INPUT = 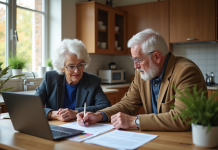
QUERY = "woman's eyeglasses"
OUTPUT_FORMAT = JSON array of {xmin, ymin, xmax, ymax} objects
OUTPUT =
[{"xmin": 65, "ymin": 62, "xmax": 86, "ymax": 72}]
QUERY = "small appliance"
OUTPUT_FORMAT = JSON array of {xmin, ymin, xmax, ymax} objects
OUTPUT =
[
  {"xmin": 206, "ymin": 72, "xmax": 215, "ymax": 86},
  {"xmin": 99, "ymin": 70, "xmax": 126, "ymax": 84},
  {"xmin": 108, "ymin": 62, "xmax": 116, "ymax": 70}
]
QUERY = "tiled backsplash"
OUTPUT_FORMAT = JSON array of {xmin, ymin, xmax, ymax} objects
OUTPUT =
[
  {"xmin": 85, "ymin": 43, "xmax": 218, "ymax": 84},
  {"xmin": 172, "ymin": 43, "xmax": 218, "ymax": 84}
]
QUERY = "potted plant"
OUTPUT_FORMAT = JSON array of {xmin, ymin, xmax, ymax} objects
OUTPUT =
[
  {"xmin": 0, "ymin": 62, "xmax": 3, "ymax": 74},
  {"xmin": 0, "ymin": 65, "xmax": 24, "ymax": 93},
  {"xmin": 46, "ymin": 59, "xmax": 53, "ymax": 71},
  {"xmin": 8, "ymin": 54, "xmax": 27, "ymax": 79},
  {"xmin": 173, "ymin": 85, "xmax": 218, "ymax": 148}
]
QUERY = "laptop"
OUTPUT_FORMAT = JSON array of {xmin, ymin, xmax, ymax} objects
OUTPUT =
[{"xmin": 1, "ymin": 91, "xmax": 83, "ymax": 140}]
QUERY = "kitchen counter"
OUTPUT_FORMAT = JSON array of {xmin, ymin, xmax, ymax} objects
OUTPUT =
[
  {"xmin": 1, "ymin": 83, "xmax": 216, "ymax": 106},
  {"xmin": 0, "ymin": 83, "xmax": 131, "ymax": 106},
  {"xmin": 207, "ymin": 85, "xmax": 218, "ymax": 90}
]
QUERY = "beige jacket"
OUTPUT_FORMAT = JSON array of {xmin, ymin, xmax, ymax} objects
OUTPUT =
[{"xmin": 100, "ymin": 52, "xmax": 207, "ymax": 131}]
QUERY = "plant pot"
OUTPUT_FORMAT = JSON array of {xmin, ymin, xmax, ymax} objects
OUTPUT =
[
  {"xmin": 12, "ymin": 69, "xmax": 22, "ymax": 79},
  {"xmin": 192, "ymin": 123, "xmax": 218, "ymax": 148},
  {"xmin": 46, "ymin": 66, "xmax": 53, "ymax": 71}
]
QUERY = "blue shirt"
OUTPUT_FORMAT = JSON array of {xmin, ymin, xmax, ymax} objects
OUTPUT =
[
  {"xmin": 150, "ymin": 53, "xmax": 170, "ymax": 114},
  {"xmin": 101, "ymin": 53, "xmax": 171, "ymax": 121},
  {"xmin": 64, "ymin": 83, "xmax": 78, "ymax": 110}
]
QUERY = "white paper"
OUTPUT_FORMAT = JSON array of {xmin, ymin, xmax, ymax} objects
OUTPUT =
[
  {"xmin": 85, "ymin": 130, "xmax": 158, "ymax": 150},
  {"xmin": 59, "ymin": 121, "xmax": 114, "ymax": 142}
]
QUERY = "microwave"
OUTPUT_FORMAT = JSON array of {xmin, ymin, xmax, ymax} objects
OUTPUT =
[{"xmin": 99, "ymin": 70, "xmax": 126, "ymax": 84}]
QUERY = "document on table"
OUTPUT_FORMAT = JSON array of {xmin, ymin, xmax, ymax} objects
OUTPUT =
[
  {"xmin": 85, "ymin": 130, "xmax": 158, "ymax": 150},
  {"xmin": 59, "ymin": 121, "xmax": 114, "ymax": 142}
]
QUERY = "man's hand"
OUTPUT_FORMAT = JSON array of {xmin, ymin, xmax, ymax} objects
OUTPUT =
[
  {"xmin": 111, "ymin": 112, "xmax": 137, "ymax": 129},
  {"xmin": 53, "ymin": 108, "xmax": 78, "ymax": 122},
  {"xmin": 76, "ymin": 112, "xmax": 103, "ymax": 126}
]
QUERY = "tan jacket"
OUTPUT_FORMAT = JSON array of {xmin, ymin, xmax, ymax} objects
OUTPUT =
[{"xmin": 101, "ymin": 53, "xmax": 207, "ymax": 131}]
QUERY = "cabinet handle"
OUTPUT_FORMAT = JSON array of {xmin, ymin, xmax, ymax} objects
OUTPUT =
[{"xmin": 187, "ymin": 38, "xmax": 196, "ymax": 41}]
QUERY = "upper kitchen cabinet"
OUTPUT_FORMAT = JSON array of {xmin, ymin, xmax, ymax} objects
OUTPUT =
[
  {"xmin": 170, "ymin": 0, "xmax": 216, "ymax": 43},
  {"xmin": 76, "ymin": 2, "xmax": 127, "ymax": 55},
  {"xmin": 118, "ymin": 1, "xmax": 169, "ymax": 55}
]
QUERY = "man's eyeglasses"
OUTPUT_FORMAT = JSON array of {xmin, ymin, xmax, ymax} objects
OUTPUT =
[
  {"xmin": 130, "ymin": 52, "xmax": 155, "ymax": 64},
  {"xmin": 65, "ymin": 62, "xmax": 86, "ymax": 72}
]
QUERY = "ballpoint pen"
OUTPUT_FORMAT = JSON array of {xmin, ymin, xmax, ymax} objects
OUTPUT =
[{"xmin": 83, "ymin": 102, "xmax": 86, "ymax": 125}]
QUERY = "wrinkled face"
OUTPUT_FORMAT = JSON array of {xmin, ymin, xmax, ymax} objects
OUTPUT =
[
  {"xmin": 62, "ymin": 54, "xmax": 85, "ymax": 85},
  {"xmin": 131, "ymin": 44, "xmax": 159, "ymax": 81}
]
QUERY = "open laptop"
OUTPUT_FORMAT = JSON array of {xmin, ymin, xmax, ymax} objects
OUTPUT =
[{"xmin": 1, "ymin": 91, "xmax": 83, "ymax": 140}]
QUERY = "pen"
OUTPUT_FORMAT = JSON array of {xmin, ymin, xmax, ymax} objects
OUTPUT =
[{"xmin": 83, "ymin": 102, "xmax": 86, "ymax": 125}]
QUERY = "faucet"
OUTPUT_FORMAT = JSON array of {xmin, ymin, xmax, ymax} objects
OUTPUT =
[{"xmin": 23, "ymin": 72, "xmax": 36, "ymax": 91}]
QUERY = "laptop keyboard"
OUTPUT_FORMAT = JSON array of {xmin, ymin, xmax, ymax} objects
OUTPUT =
[{"xmin": 51, "ymin": 130, "xmax": 72, "ymax": 138}]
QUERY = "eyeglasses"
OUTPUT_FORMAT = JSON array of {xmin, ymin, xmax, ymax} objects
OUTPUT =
[
  {"xmin": 130, "ymin": 52, "xmax": 155, "ymax": 64},
  {"xmin": 65, "ymin": 62, "xmax": 86, "ymax": 72}
]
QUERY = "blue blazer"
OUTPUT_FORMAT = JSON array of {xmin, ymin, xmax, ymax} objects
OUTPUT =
[{"xmin": 35, "ymin": 71, "xmax": 111, "ymax": 117}]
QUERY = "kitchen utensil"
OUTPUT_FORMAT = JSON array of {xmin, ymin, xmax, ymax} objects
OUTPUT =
[
  {"xmin": 115, "ymin": 41, "xmax": 118, "ymax": 48},
  {"xmin": 205, "ymin": 72, "xmax": 215, "ymax": 86},
  {"xmin": 98, "ymin": 21, "xmax": 103, "ymax": 26},
  {"xmin": 108, "ymin": 62, "xmax": 116, "ymax": 70},
  {"xmin": 99, "ymin": 25, "xmax": 106, "ymax": 30},
  {"xmin": 115, "ymin": 26, "xmax": 119, "ymax": 32},
  {"xmin": 100, "ymin": 42, "xmax": 107, "ymax": 49},
  {"xmin": 116, "ymin": 47, "xmax": 121, "ymax": 50}
]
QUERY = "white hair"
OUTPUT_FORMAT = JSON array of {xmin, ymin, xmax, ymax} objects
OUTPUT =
[
  {"xmin": 128, "ymin": 29, "xmax": 168, "ymax": 56},
  {"xmin": 52, "ymin": 39, "xmax": 91, "ymax": 74}
]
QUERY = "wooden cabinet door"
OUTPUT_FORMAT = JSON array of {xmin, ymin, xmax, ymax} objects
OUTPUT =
[
  {"xmin": 112, "ymin": 10, "xmax": 127, "ymax": 55},
  {"xmin": 208, "ymin": 90, "xmax": 218, "ymax": 101},
  {"xmin": 118, "ymin": 1, "xmax": 169, "ymax": 55},
  {"xmin": 170, "ymin": 0, "xmax": 215, "ymax": 43},
  {"xmin": 76, "ymin": 2, "xmax": 127, "ymax": 55},
  {"xmin": 106, "ymin": 93, "xmax": 119, "ymax": 105}
]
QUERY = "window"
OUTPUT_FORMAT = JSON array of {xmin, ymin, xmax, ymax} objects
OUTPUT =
[{"xmin": 0, "ymin": 0, "xmax": 47, "ymax": 75}]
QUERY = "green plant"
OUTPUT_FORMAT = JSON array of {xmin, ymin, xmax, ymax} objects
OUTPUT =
[
  {"xmin": 0, "ymin": 65, "xmax": 25, "ymax": 93},
  {"xmin": 8, "ymin": 54, "xmax": 28, "ymax": 69},
  {"xmin": 46, "ymin": 59, "xmax": 52, "ymax": 67},
  {"xmin": 172, "ymin": 85, "xmax": 218, "ymax": 132},
  {"xmin": 0, "ymin": 62, "xmax": 3, "ymax": 71}
]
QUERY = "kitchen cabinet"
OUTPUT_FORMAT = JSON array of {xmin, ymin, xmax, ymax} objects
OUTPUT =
[
  {"xmin": 76, "ymin": 1, "xmax": 127, "ymax": 55},
  {"xmin": 170, "ymin": 0, "xmax": 216, "ymax": 43},
  {"xmin": 115, "ymin": 87, "xmax": 145, "ymax": 115},
  {"xmin": 208, "ymin": 90, "xmax": 218, "ymax": 101},
  {"xmin": 118, "ymin": 1, "xmax": 169, "ymax": 54},
  {"xmin": 0, "ymin": 105, "xmax": 7, "ymax": 113},
  {"xmin": 106, "ymin": 93, "xmax": 119, "ymax": 105}
]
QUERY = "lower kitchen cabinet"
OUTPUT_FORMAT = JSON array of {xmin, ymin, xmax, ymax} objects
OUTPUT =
[
  {"xmin": 208, "ymin": 90, "xmax": 218, "ymax": 101},
  {"xmin": 106, "ymin": 93, "xmax": 119, "ymax": 105},
  {"xmin": 0, "ymin": 105, "xmax": 7, "ymax": 113}
]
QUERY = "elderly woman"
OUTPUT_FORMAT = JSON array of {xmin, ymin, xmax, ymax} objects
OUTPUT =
[{"xmin": 35, "ymin": 39, "xmax": 111, "ymax": 122}]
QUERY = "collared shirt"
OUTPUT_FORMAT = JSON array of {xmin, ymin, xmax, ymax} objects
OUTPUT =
[
  {"xmin": 101, "ymin": 52, "xmax": 171, "ymax": 121},
  {"xmin": 150, "ymin": 53, "xmax": 170, "ymax": 114},
  {"xmin": 64, "ymin": 83, "xmax": 78, "ymax": 110}
]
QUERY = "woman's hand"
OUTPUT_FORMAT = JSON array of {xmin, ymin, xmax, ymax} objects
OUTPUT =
[
  {"xmin": 54, "ymin": 108, "xmax": 78, "ymax": 122},
  {"xmin": 76, "ymin": 112, "xmax": 103, "ymax": 126}
]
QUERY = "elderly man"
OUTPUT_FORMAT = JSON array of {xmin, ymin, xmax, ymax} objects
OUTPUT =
[{"xmin": 77, "ymin": 29, "xmax": 207, "ymax": 131}]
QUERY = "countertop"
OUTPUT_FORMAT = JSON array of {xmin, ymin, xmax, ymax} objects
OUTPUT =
[
  {"xmin": 0, "ymin": 83, "xmax": 131, "ymax": 106},
  {"xmin": 1, "ymin": 83, "xmax": 217, "ymax": 106}
]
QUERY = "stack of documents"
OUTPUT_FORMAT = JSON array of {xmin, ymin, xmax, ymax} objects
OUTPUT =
[
  {"xmin": 59, "ymin": 121, "xmax": 114, "ymax": 142},
  {"xmin": 85, "ymin": 130, "xmax": 158, "ymax": 149}
]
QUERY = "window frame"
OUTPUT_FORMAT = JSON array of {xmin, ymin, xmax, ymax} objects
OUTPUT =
[{"xmin": 0, "ymin": 0, "xmax": 48, "ymax": 78}]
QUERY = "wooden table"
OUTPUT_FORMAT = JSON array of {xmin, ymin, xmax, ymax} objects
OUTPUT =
[{"xmin": 0, "ymin": 119, "xmax": 217, "ymax": 150}]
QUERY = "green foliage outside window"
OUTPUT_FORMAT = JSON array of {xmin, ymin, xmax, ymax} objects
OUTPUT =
[{"xmin": 172, "ymin": 85, "xmax": 218, "ymax": 132}]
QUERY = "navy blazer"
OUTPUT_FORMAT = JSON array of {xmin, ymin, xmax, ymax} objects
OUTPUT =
[{"xmin": 35, "ymin": 71, "xmax": 111, "ymax": 117}]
